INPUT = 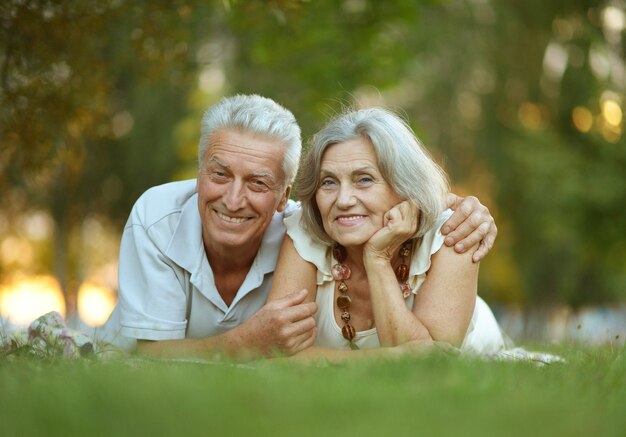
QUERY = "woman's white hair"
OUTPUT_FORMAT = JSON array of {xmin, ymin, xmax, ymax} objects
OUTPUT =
[
  {"xmin": 198, "ymin": 94, "xmax": 302, "ymax": 185},
  {"xmin": 297, "ymin": 107, "xmax": 449, "ymax": 245}
]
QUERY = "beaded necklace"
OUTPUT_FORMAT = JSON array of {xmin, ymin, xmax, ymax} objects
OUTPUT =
[{"xmin": 332, "ymin": 242, "xmax": 413, "ymax": 350}]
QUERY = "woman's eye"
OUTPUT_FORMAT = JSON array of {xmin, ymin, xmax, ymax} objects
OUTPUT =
[
  {"xmin": 320, "ymin": 178, "xmax": 336, "ymax": 187},
  {"xmin": 358, "ymin": 176, "xmax": 374, "ymax": 184}
]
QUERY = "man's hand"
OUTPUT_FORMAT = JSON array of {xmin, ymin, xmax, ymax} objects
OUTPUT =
[
  {"xmin": 442, "ymin": 193, "xmax": 497, "ymax": 263},
  {"xmin": 234, "ymin": 288, "xmax": 317, "ymax": 357}
]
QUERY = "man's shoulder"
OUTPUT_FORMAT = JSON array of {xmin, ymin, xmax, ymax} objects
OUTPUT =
[{"xmin": 130, "ymin": 179, "xmax": 197, "ymax": 229}]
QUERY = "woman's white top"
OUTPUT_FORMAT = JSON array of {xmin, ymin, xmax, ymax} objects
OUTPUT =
[{"xmin": 284, "ymin": 208, "xmax": 506, "ymax": 354}]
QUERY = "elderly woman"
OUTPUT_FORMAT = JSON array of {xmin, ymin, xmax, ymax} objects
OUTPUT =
[{"xmin": 268, "ymin": 107, "xmax": 506, "ymax": 359}]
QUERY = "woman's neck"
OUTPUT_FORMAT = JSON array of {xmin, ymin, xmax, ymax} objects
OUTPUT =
[{"xmin": 343, "ymin": 244, "xmax": 365, "ymax": 269}]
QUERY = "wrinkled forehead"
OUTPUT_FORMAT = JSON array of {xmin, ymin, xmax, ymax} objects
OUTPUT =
[
  {"xmin": 203, "ymin": 128, "xmax": 287, "ymax": 180},
  {"xmin": 320, "ymin": 137, "xmax": 379, "ymax": 165},
  {"xmin": 204, "ymin": 127, "xmax": 284, "ymax": 156}
]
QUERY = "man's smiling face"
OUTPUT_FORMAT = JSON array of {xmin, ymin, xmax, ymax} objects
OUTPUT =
[{"xmin": 196, "ymin": 128, "xmax": 291, "ymax": 257}]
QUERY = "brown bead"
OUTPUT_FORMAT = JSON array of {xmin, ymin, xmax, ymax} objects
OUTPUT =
[
  {"xmin": 395, "ymin": 264, "xmax": 409, "ymax": 282},
  {"xmin": 342, "ymin": 323, "xmax": 356, "ymax": 340},
  {"xmin": 336, "ymin": 294, "xmax": 352, "ymax": 309},
  {"xmin": 341, "ymin": 311, "xmax": 351, "ymax": 323},
  {"xmin": 332, "ymin": 245, "xmax": 346, "ymax": 263},
  {"xmin": 338, "ymin": 281, "xmax": 348, "ymax": 294}
]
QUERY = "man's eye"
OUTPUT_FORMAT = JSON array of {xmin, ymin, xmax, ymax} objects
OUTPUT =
[
  {"xmin": 209, "ymin": 170, "xmax": 228, "ymax": 182},
  {"xmin": 250, "ymin": 180, "xmax": 269, "ymax": 191}
]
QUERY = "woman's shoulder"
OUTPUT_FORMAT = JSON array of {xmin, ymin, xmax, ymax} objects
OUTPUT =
[
  {"xmin": 410, "ymin": 209, "xmax": 453, "ymax": 275},
  {"xmin": 283, "ymin": 208, "xmax": 332, "ymax": 276}
]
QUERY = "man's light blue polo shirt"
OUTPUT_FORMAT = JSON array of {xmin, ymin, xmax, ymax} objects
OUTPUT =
[{"xmin": 108, "ymin": 179, "xmax": 295, "ymax": 349}]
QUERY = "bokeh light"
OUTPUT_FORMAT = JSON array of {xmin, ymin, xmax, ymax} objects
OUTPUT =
[
  {"xmin": 77, "ymin": 282, "xmax": 116, "ymax": 327},
  {"xmin": 601, "ymin": 99, "xmax": 623, "ymax": 127},
  {"xmin": 0, "ymin": 236, "xmax": 35, "ymax": 268},
  {"xmin": 518, "ymin": 102, "xmax": 544, "ymax": 130},
  {"xmin": 0, "ymin": 275, "xmax": 65, "ymax": 326},
  {"xmin": 572, "ymin": 106, "xmax": 593, "ymax": 132}
]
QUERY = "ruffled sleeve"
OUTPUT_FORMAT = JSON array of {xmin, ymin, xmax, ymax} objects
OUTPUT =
[
  {"xmin": 283, "ymin": 208, "xmax": 333, "ymax": 286},
  {"xmin": 408, "ymin": 209, "xmax": 453, "ymax": 290}
]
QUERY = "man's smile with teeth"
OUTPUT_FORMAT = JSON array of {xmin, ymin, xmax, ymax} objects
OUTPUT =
[{"xmin": 216, "ymin": 211, "xmax": 249, "ymax": 223}]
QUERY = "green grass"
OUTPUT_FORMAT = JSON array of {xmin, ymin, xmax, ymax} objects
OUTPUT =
[{"xmin": 1, "ymin": 346, "xmax": 625, "ymax": 437}]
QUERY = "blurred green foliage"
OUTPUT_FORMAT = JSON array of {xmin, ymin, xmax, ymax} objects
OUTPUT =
[{"xmin": 1, "ymin": 0, "xmax": 624, "ymax": 311}]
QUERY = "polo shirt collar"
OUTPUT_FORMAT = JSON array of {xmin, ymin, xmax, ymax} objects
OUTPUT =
[
  {"xmin": 253, "ymin": 211, "xmax": 285, "ymax": 275},
  {"xmin": 225, "ymin": 210, "xmax": 285, "ymax": 309},
  {"xmin": 165, "ymin": 193, "xmax": 286, "ymax": 311},
  {"xmin": 165, "ymin": 192, "xmax": 204, "ymax": 275}
]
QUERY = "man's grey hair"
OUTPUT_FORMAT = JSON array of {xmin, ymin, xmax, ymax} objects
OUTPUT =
[
  {"xmin": 297, "ymin": 107, "xmax": 449, "ymax": 245},
  {"xmin": 198, "ymin": 94, "xmax": 302, "ymax": 185}
]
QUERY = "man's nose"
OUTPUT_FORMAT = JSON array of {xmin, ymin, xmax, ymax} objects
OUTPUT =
[{"xmin": 223, "ymin": 180, "xmax": 246, "ymax": 211}]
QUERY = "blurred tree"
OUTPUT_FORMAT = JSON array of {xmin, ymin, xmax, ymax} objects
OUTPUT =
[
  {"xmin": 1, "ymin": 0, "xmax": 624, "ymax": 317},
  {"xmin": 221, "ymin": 0, "xmax": 625, "ymax": 306},
  {"xmin": 0, "ymin": 0, "xmax": 210, "ymax": 318}
]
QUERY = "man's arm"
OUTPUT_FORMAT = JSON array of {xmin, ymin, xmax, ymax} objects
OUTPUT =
[
  {"xmin": 118, "ymin": 195, "xmax": 317, "ymax": 361},
  {"xmin": 442, "ymin": 193, "xmax": 498, "ymax": 263},
  {"xmin": 136, "ymin": 288, "xmax": 317, "ymax": 361}
]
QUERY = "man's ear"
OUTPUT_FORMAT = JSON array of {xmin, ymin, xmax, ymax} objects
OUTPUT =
[{"xmin": 276, "ymin": 185, "xmax": 292, "ymax": 212}]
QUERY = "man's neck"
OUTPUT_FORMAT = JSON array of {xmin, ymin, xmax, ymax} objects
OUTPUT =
[
  {"xmin": 204, "ymin": 239, "xmax": 263, "ymax": 307},
  {"xmin": 205, "ymin": 239, "xmax": 261, "ymax": 274}
]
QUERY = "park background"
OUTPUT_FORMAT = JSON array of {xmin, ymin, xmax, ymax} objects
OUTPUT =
[{"xmin": 1, "ymin": 0, "xmax": 625, "ymax": 344}]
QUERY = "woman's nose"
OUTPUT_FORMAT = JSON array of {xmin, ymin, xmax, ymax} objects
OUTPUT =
[{"xmin": 336, "ymin": 184, "xmax": 357, "ymax": 208}]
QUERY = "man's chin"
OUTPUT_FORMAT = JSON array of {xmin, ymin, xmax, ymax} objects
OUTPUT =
[{"xmin": 210, "ymin": 235, "xmax": 251, "ymax": 251}]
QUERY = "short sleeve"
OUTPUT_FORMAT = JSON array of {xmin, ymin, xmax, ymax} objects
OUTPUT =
[
  {"xmin": 118, "ymin": 213, "xmax": 188, "ymax": 341},
  {"xmin": 283, "ymin": 208, "xmax": 333, "ymax": 285},
  {"xmin": 282, "ymin": 199, "xmax": 301, "ymax": 218},
  {"xmin": 409, "ymin": 209, "xmax": 454, "ymax": 281}
]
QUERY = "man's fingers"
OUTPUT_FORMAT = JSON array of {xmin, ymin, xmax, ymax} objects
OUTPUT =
[
  {"xmin": 289, "ymin": 327, "xmax": 317, "ymax": 354},
  {"xmin": 472, "ymin": 226, "xmax": 497, "ymax": 262},
  {"xmin": 273, "ymin": 288, "xmax": 309, "ymax": 309},
  {"xmin": 450, "ymin": 221, "xmax": 490, "ymax": 252},
  {"xmin": 296, "ymin": 329, "xmax": 317, "ymax": 352},
  {"xmin": 446, "ymin": 193, "xmax": 462, "ymax": 210},
  {"xmin": 444, "ymin": 212, "xmax": 483, "ymax": 246},
  {"xmin": 286, "ymin": 314, "xmax": 316, "ymax": 336},
  {"xmin": 442, "ymin": 201, "xmax": 475, "ymax": 236},
  {"xmin": 282, "ymin": 301, "xmax": 318, "ymax": 323},
  {"xmin": 443, "ymin": 193, "xmax": 497, "ymax": 260},
  {"xmin": 472, "ymin": 243, "xmax": 489, "ymax": 263}
]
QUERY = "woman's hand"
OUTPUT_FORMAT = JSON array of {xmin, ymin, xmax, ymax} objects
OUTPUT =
[{"xmin": 364, "ymin": 200, "xmax": 420, "ymax": 263}]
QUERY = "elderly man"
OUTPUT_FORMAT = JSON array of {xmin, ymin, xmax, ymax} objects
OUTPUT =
[{"xmin": 105, "ymin": 95, "xmax": 496, "ymax": 360}]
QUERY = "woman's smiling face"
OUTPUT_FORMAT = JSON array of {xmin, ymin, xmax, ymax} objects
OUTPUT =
[{"xmin": 315, "ymin": 136, "xmax": 402, "ymax": 248}]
